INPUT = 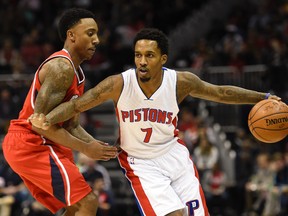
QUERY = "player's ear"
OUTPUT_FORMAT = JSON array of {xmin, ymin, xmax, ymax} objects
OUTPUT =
[
  {"xmin": 161, "ymin": 54, "xmax": 168, "ymax": 65},
  {"xmin": 67, "ymin": 30, "xmax": 75, "ymax": 42}
]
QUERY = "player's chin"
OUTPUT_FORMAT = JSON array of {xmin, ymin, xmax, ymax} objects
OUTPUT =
[
  {"xmin": 85, "ymin": 53, "xmax": 94, "ymax": 60},
  {"xmin": 87, "ymin": 50, "xmax": 96, "ymax": 57}
]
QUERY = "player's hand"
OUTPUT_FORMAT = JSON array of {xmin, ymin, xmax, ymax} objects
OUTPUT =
[
  {"xmin": 83, "ymin": 140, "xmax": 118, "ymax": 161},
  {"xmin": 28, "ymin": 113, "xmax": 51, "ymax": 130},
  {"xmin": 268, "ymin": 94, "xmax": 281, "ymax": 101}
]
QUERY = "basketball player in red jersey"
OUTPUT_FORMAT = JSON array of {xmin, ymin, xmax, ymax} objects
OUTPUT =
[
  {"xmin": 2, "ymin": 8, "xmax": 117, "ymax": 216},
  {"xmin": 29, "ymin": 28, "xmax": 281, "ymax": 216}
]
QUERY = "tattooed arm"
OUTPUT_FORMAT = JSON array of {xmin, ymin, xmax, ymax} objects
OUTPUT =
[
  {"xmin": 34, "ymin": 58, "xmax": 74, "ymax": 114},
  {"xmin": 176, "ymin": 71, "xmax": 280, "ymax": 105},
  {"xmin": 39, "ymin": 74, "xmax": 124, "ymax": 127},
  {"xmin": 30, "ymin": 58, "xmax": 118, "ymax": 159},
  {"xmin": 35, "ymin": 58, "xmax": 90, "ymax": 140},
  {"xmin": 31, "ymin": 58, "xmax": 85, "ymax": 145}
]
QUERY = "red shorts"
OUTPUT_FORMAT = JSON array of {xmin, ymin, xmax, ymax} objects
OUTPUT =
[{"xmin": 2, "ymin": 125, "xmax": 92, "ymax": 213}]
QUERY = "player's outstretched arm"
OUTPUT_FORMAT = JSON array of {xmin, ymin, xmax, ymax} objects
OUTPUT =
[
  {"xmin": 31, "ymin": 123, "xmax": 117, "ymax": 160},
  {"xmin": 30, "ymin": 74, "xmax": 123, "ymax": 129},
  {"xmin": 177, "ymin": 71, "xmax": 281, "ymax": 104}
]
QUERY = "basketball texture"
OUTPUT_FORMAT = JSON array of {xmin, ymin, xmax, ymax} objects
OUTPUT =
[{"xmin": 248, "ymin": 99, "xmax": 288, "ymax": 143}]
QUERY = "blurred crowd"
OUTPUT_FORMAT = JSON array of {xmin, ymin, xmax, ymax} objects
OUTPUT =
[
  {"xmin": 177, "ymin": 107, "xmax": 288, "ymax": 216},
  {"xmin": 174, "ymin": 0, "xmax": 288, "ymax": 101},
  {"xmin": 0, "ymin": 0, "xmax": 288, "ymax": 216}
]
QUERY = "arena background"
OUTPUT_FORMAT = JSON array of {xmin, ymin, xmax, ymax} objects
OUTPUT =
[{"xmin": 0, "ymin": 0, "xmax": 287, "ymax": 215}]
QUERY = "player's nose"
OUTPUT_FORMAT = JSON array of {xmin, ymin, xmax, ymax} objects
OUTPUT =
[
  {"xmin": 92, "ymin": 34, "xmax": 100, "ymax": 46},
  {"xmin": 140, "ymin": 56, "xmax": 147, "ymax": 65}
]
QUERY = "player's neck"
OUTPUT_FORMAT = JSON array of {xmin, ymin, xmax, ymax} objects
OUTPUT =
[
  {"xmin": 138, "ymin": 69, "xmax": 163, "ymax": 98},
  {"xmin": 63, "ymin": 47, "xmax": 81, "ymax": 69}
]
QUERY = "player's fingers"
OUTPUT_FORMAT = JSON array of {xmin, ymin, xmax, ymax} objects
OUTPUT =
[
  {"xmin": 100, "ymin": 147, "xmax": 118, "ymax": 157},
  {"xmin": 105, "ymin": 151, "xmax": 117, "ymax": 157},
  {"xmin": 100, "ymin": 158, "xmax": 110, "ymax": 161},
  {"xmin": 37, "ymin": 113, "xmax": 46, "ymax": 121},
  {"xmin": 98, "ymin": 141, "xmax": 109, "ymax": 146},
  {"xmin": 96, "ymin": 155, "xmax": 110, "ymax": 161},
  {"xmin": 41, "ymin": 122, "xmax": 50, "ymax": 130},
  {"xmin": 104, "ymin": 148, "xmax": 118, "ymax": 156},
  {"xmin": 27, "ymin": 113, "xmax": 38, "ymax": 121},
  {"xmin": 100, "ymin": 155, "xmax": 117, "ymax": 161},
  {"xmin": 269, "ymin": 95, "xmax": 281, "ymax": 101},
  {"xmin": 101, "ymin": 144, "xmax": 118, "ymax": 150},
  {"xmin": 27, "ymin": 115, "xmax": 32, "ymax": 122},
  {"xmin": 93, "ymin": 140, "xmax": 110, "ymax": 146}
]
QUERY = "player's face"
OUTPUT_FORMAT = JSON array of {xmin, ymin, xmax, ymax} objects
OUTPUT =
[
  {"xmin": 70, "ymin": 18, "xmax": 99, "ymax": 61},
  {"xmin": 134, "ymin": 40, "xmax": 167, "ymax": 83}
]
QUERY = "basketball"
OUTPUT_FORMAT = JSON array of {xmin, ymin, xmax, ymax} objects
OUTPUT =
[{"xmin": 248, "ymin": 99, "xmax": 288, "ymax": 143}]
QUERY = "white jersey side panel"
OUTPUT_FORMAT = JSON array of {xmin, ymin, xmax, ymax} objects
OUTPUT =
[{"xmin": 117, "ymin": 68, "xmax": 180, "ymax": 159}]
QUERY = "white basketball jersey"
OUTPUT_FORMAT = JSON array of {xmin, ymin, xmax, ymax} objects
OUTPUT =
[{"xmin": 116, "ymin": 68, "xmax": 180, "ymax": 159}]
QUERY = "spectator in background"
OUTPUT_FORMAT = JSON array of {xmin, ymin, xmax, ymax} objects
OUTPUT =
[
  {"xmin": 0, "ymin": 38, "xmax": 21, "ymax": 74},
  {"xmin": 269, "ymin": 151, "xmax": 288, "ymax": 215},
  {"xmin": 233, "ymin": 133, "xmax": 257, "ymax": 214},
  {"xmin": 78, "ymin": 153, "xmax": 112, "ymax": 193},
  {"xmin": 193, "ymin": 129, "xmax": 219, "ymax": 179},
  {"xmin": 21, "ymin": 196, "xmax": 53, "ymax": 216},
  {"xmin": 78, "ymin": 155, "xmax": 114, "ymax": 216},
  {"xmin": 215, "ymin": 24, "xmax": 244, "ymax": 67},
  {"xmin": 177, "ymin": 107, "xmax": 199, "ymax": 153},
  {"xmin": 92, "ymin": 173, "xmax": 113, "ymax": 216},
  {"xmin": 202, "ymin": 161, "xmax": 228, "ymax": 215},
  {"xmin": 0, "ymin": 194, "xmax": 14, "ymax": 216},
  {"xmin": 0, "ymin": 158, "xmax": 29, "ymax": 216},
  {"xmin": 244, "ymin": 152, "xmax": 273, "ymax": 215},
  {"xmin": 41, "ymin": 42, "xmax": 55, "ymax": 60},
  {"xmin": 190, "ymin": 38, "xmax": 213, "ymax": 72},
  {"xmin": 19, "ymin": 29, "xmax": 43, "ymax": 73},
  {"xmin": 243, "ymin": 151, "xmax": 288, "ymax": 216},
  {"xmin": 265, "ymin": 37, "xmax": 288, "ymax": 101},
  {"xmin": 0, "ymin": 88, "xmax": 20, "ymax": 135}
]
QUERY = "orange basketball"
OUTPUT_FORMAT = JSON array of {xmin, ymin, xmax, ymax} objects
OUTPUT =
[{"xmin": 248, "ymin": 99, "xmax": 288, "ymax": 143}]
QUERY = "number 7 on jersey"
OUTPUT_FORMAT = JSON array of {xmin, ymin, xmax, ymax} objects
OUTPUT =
[{"xmin": 141, "ymin": 128, "xmax": 152, "ymax": 143}]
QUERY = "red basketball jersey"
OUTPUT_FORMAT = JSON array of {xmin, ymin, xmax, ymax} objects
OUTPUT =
[
  {"xmin": 9, "ymin": 48, "xmax": 85, "ymax": 140},
  {"xmin": 3, "ymin": 49, "xmax": 91, "ymax": 213}
]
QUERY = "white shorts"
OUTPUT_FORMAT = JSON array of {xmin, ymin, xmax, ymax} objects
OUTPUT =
[{"xmin": 118, "ymin": 143, "xmax": 209, "ymax": 216}]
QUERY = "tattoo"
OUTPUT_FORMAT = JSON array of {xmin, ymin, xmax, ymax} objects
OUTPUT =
[
  {"xmin": 219, "ymin": 88, "xmax": 240, "ymax": 100},
  {"xmin": 76, "ymin": 76, "xmax": 114, "ymax": 112},
  {"xmin": 178, "ymin": 81, "xmax": 191, "ymax": 103},
  {"xmin": 93, "ymin": 76, "xmax": 114, "ymax": 100},
  {"xmin": 47, "ymin": 75, "xmax": 122, "ymax": 125},
  {"xmin": 176, "ymin": 71, "xmax": 264, "ymax": 104},
  {"xmin": 52, "ymin": 59, "xmax": 73, "ymax": 89},
  {"xmin": 35, "ymin": 59, "xmax": 73, "ymax": 114},
  {"xmin": 218, "ymin": 86, "xmax": 264, "ymax": 104},
  {"xmin": 177, "ymin": 72, "xmax": 196, "ymax": 103}
]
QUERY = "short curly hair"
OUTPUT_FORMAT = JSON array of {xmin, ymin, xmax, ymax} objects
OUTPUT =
[
  {"xmin": 133, "ymin": 28, "xmax": 169, "ymax": 55},
  {"xmin": 58, "ymin": 8, "xmax": 96, "ymax": 41}
]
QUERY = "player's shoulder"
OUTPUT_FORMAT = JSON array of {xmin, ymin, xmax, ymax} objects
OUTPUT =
[
  {"xmin": 176, "ymin": 70, "xmax": 200, "ymax": 83},
  {"xmin": 100, "ymin": 74, "xmax": 123, "ymax": 90},
  {"xmin": 42, "ymin": 57, "xmax": 74, "ymax": 75},
  {"xmin": 39, "ymin": 57, "xmax": 75, "ymax": 84},
  {"xmin": 47, "ymin": 57, "xmax": 73, "ymax": 70},
  {"xmin": 99, "ymin": 74, "xmax": 123, "ymax": 102},
  {"xmin": 109, "ymin": 73, "xmax": 123, "ymax": 80}
]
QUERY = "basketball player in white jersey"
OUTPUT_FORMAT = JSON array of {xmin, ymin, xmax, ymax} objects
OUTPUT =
[{"xmin": 29, "ymin": 28, "xmax": 280, "ymax": 216}]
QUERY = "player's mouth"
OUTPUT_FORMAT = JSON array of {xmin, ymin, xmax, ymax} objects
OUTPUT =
[
  {"xmin": 138, "ymin": 68, "xmax": 148, "ymax": 76},
  {"xmin": 88, "ymin": 48, "xmax": 96, "ymax": 53}
]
